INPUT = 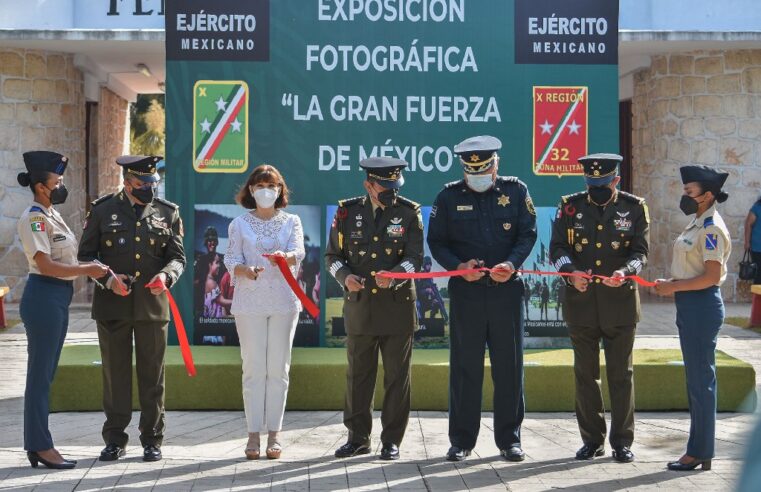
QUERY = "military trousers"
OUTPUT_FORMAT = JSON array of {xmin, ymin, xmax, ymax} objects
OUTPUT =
[
  {"xmin": 568, "ymin": 323, "xmax": 636, "ymax": 448},
  {"xmin": 675, "ymin": 286, "xmax": 724, "ymax": 459},
  {"xmin": 344, "ymin": 333, "xmax": 412, "ymax": 446},
  {"xmin": 20, "ymin": 274, "xmax": 72, "ymax": 451},
  {"xmin": 96, "ymin": 319, "xmax": 168, "ymax": 447},
  {"xmin": 448, "ymin": 279, "xmax": 525, "ymax": 450}
]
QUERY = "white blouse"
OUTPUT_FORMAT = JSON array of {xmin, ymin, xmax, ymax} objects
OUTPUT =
[{"xmin": 224, "ymin": 210, "xmax": 305, "ymax": 315}]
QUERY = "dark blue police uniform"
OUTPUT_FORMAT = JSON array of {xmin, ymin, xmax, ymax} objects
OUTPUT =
[{"xmin": 427, "ymin": 136, "xmax": 537, "ymax": 461}]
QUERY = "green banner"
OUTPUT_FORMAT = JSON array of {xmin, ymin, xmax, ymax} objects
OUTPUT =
[{"xmin": 165, "ymin": 0, "xmax": 619, "ymax": 345}]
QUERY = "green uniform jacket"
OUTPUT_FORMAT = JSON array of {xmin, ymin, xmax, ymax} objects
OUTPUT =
[
  {"xmin": 77, "ymin": 191, "xmax": 186, "ymax": 321},
  {"xmin": 325, "ymin": 195, "xmax": 424, "ymax": 335},
  {"xmin": 549, "ymin": 191, "xmax": 649, "ymax": 327}
]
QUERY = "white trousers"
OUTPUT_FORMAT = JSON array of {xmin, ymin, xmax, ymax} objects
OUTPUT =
[{"xmin": 235, "ymin": 311, "xmax": 299, "ymax": 433}]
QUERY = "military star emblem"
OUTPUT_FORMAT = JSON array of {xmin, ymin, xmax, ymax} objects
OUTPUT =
[
  {"xmin": 470, "ymin": 154, "xmax": 479, "ymax": 162},
  {"xmin": 497, "ymin": 194, "xmax": 510, "ymax": 207}
]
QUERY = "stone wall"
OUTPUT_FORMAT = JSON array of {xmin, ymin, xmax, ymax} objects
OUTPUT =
[
  {"xmin": 96, "ymin": 87, "xmax": 128, "ymax": 196},
  {"xmin": 632, "ymin": 50, "xmax": 761, "ymax": 301},
  {"xmin": 0, "ymin": 49, "xmax": 87, "ymax": 302}
]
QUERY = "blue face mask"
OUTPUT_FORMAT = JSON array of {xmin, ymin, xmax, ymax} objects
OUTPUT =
[{"xmin": 466, "ymin": 174, "xmax": 494, "ymax": 193}]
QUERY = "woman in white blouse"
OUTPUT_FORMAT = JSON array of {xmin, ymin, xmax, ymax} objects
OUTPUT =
[{"xmin": 224, "ymin": 164, "xmax": 305, "ymax": 460}]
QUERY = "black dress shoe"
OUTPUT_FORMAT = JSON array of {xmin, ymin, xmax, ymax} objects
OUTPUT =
[
  {"xmin": 612, "ymin": 446, "xmax": 635, "ymax": 463},
  {"xmin": 380, "ymin": 443, "xmax": 400, "ymax": 461},
  {"xmin": 667, "ymin": 458, "xmax": 712, "ymax": 471},
  {"xmin": 335, "ymin": 442, "xmax": 371, "ymax": 458},
  {"xmin": 445, "ymin": 446, "xmax": 471, "ymax": 462},
  {"xmin": 143, "ymin": 444, "xmax": 162, "ymax": 462},
  {"xmin": 575, "ymin": 443, "xmax": 605, "ymax": 460},
  {"xmin": 501, "ymin": 446, "xmax": 525, "ymax": 462},
  {"xmin": 27, "ymin": 451, "xmax": 76, "ymax": 469},
  {"xmin": 99, "ymin": 444, "xmax": 126, "ymax": 462}
]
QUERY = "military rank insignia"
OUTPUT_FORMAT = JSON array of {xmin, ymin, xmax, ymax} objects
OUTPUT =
[
  {"xmin": 193, "ymin": 80, "xmax": 249, "ymax": 173},
  {"xmin": 532, "ymin": 86, "xmax": 588, "ymax": 177}
]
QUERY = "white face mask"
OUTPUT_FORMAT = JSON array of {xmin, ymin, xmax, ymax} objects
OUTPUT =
[
  {"xmin": 251, "ymin": 187, "xmax": 279, "ymax": 209},
  {"xmin": 466, "ymin": 174, "xmax": 494, "ymax": 193}
]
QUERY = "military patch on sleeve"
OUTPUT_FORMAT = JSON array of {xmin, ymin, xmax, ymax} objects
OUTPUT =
[
  {"xmin": 705, "ymin": 233, "xmax": 718, "ymax": 250},
  {"xmin": 525, "ymin": 196, "xmax": 536, "ymax": 216},
  {"xmin": 30, "ymin": 216, "xmax": 45, "ymax": 232}
]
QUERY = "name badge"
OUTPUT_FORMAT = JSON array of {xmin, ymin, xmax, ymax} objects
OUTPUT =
[
  {"xmin": 52, "ymin": 234, "xmax": 67, "ymax": 242},
  {"xmin": 456, "ymin": 205, "xmax": 473, "ymax": 211}
]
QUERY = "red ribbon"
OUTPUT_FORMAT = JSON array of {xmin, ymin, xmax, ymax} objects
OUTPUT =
[
  {"xmin": 263, "ymin": 255, "xmax": 320, "ymax": 318},
  {"xmin": 378, "ymin": 267, "xmax": 657, "ymax": 287},
  {"xmin": 145, "ymin": 278, "xmax": 196, "ymax": 377}
]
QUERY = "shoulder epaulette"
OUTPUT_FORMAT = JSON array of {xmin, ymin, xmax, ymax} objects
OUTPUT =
[
  {"xmin": 704, "ymin": 216, "xmax": 715, "ymax": 228},
  {"xmin": 338, "ymin": 196, "xmax": 364, "ymax": 208},
  {"xmin": 154, "ymin": 197, "xmax": 179, "ymax": 209},
  {"xmin": 90, "ymin": 193, "xmax": 114, "ymax": 207},
  {"xmin": 396, "ymin": 196, "xmax": 420, "ymax": 210},
  {"xmin": 444, "ymin": 179, "xmax": 464, "ymax": 189},
  {"xmin": 561, "ymin": 191, "xmax": 587, "ymax": 204},
  {"xmin": 29, "ymin": 205, "xmax": 43, "ymax": 213},
  {"xmin": 618, "ymin": 191, "xmax": 646, "ymax": 205}
]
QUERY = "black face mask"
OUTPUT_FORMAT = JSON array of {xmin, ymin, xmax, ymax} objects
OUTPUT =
[
  {"xmin": 46, "ymin": 183, "xmax": 68, "ymax": 205},
  {"xmin": 377, "ymin": 188, "xmax": 398, "ymax": 207},
  {"xmin": 679, "ymin": 194, "xmax": 702, "ymax": 215},
  {"xmin": 131, "ymin": 185, "xmax": 155, "ymax": 204},
  {"xmin": 588, "ymin": 186, "xmax": 613, "ymax": 205}
]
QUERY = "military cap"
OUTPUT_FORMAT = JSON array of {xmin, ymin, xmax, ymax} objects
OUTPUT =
[
  {"xmin": 360, "ymin": 157, "xmax": 407, "ymax": 189},
  {"xmin": 204, "ymin": 226, "xmax": 219, "ymax": 242},
  {"xmin": 22, "ymin": 151, "xmax": 68, "ymax": 176},
  {"xmin": 680, "ymin": 165, "xmax": 729, "ymax": 190},
  {"xmin": 578, "ymin": 153, "xmax": 622, "ymax": 185},
  {"xmin": 453, "ymin": 135, "xmax": 502, "ymax": 174},
  {"xmin": 117, "ymin": 155, "xmax": 161, "ymax": 182}
]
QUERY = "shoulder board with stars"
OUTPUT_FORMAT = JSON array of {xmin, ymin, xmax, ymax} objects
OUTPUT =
[
  {"xmin": 396, "ymin": 196, "xmax": 420, "ymax": 210},
  {"xmin": 155, "ymin": 197, "xmax": 179, "ymax": 209},
  {"xmin": 90, "ymin": 193, "xmax": 115, "ymax": 208},
  {"xmin": 561, "ymin": 191, "xmax": 587, "ymax": 204},
  {"xmin": 444, "ymin": 179, "xmax": 465, "ymax": 189},
  {"xmin": 617, "ymin": 191, "xmax": 645, "ymax": 204},
  {"xmin": 338, "ymin": 196, "xmax": 365, "ymax": 208}
]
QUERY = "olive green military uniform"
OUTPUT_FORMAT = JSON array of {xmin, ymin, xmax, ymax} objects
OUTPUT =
[
  {"xmin": 325, "ymin": 195, "xmax": 424, "ymax": 446},
  {"xmin": 77, "ymin": 190, "xmax": 186, "ymax": 448},
  {"xmin": 549, "ymin": 190, "xmax": 649, "ymax": 449}
]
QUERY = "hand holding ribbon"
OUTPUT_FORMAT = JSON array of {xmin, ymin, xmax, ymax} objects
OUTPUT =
[
  {"xmin": 145, "ymin": 277, "xmax": 196, "ymax": 377},
  {"xmin": 263, "ymin": 254, "xmax": 320, "ymax": 318},
  {"xmin": 378, "ymin": 266, "xmax": 657, "ymax": 287}
]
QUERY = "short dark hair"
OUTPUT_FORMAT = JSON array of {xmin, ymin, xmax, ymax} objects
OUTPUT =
[{"xmin": 236, "ymin": 164, "xmax": 290, "ymax": 209}]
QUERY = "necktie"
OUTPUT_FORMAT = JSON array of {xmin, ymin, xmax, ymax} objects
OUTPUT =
[{"xmin": 374, "ymin": 207, "xmax": 383, "ymax": 227}]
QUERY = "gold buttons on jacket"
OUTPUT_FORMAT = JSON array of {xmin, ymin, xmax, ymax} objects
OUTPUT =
[
  {"xmin": 595, "ymin": 278, "xmax": 601, "ymax": 283},
  {"xmin": 597, "ymin": 225, "xmax": 603, "ymax": 230},
  {"xmin": 596, "ymin": 243, "xmax": 602, "ymax": 248},
  {"xmin": 136, "ymin": 221, "xmax": 141, "ymax": 227},
  {"xmin": 135, "ymin": 253, "xmax": 141, "ymax": 260},
  {"xmin": 373, "ymin": 236, "xmax": 379, "ymax": 242},
  {"xmin": 135, "ymin": 237, "xmax": 141, "ymax": 242},
  {"xmin": 371, "ymin": 271, "xmax": 376, "ymax": 276},
  {"xmin": 106, "ymin": 240, "xmax": 112, "ymax": 247},
  {"xmin": 135, "ymin": 271, "xmax": 141, "ymax": 277},
  {"xmin": 372, "ymin": 288, "xmax": 378, "ymax": 294},
  {"xmin": 371, "ymin": 253, "xmax": 377, "ymax": 258},
  {"xmin": 596, "ymin": 260, "xmax": 602, "ymax": 266}
]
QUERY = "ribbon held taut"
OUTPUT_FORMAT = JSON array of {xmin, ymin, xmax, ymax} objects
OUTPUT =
[
  {"xmin": 263, "ymin": 254, "xmax": 320, "ymax": 319},
  {"xmin": 145, "ymin": 278, "xmax": 196, "ymax": 377},
  {"xmin": 377, "ymin": 267, "xmax": 657, "ymax": 287}
]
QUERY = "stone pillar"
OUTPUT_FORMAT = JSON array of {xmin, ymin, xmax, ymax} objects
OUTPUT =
[
  {"xmin": 0, "ymin": 49, "xmax": 86, "ymax": 302},
  {"xmin": 632, "ymin": 50, "xmax": 761, "ymax": 301}
]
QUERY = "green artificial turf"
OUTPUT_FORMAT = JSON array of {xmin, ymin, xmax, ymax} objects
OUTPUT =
[{"xmin": 50, "ymin": 346, "xmax": 757, "ymax": 412}]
